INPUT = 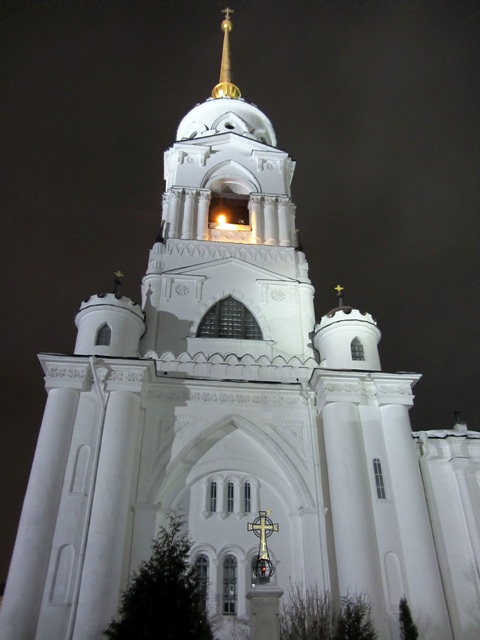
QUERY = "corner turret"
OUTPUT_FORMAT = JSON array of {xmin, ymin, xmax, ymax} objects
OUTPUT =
[
  {"xmin": 313, "ymin": 286, "xmax": 381, "ymax": 371},
  {"xmin": 74, "ymin": 291, "xmax": 146, "ymax": 358}
]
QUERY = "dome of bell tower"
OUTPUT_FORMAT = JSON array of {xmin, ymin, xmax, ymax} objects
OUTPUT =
[
  {"xmin": 176, "ymin": 97, "xmax": 277, "ymax": 146},
  {"xmin": 176, "ymin": 9, "xmax": 276, "ymax": 146}
]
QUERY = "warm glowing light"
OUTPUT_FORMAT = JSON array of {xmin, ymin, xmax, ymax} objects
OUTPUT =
[{"xmin": 217, "ymin": 214, "xmax": 227, "ymax": 224}]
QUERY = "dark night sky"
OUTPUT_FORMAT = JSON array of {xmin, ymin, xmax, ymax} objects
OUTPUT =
[{"xmin": 0, "ymin": 0, "xmax": 478, "ymax": 583}]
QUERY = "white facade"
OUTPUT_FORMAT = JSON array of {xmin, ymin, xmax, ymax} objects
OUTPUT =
[{"xmin": 1, "ymin": 28, "xmax": 479, "ymax": 640}]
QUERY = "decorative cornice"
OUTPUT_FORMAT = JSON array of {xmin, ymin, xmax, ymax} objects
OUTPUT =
[
  {"xmin": 147, "ymin": 350, "xmax": 316, "ymax": 383},
  {"xmin": 311, "ymin": 370, "xmax": 420, "ymax": 410},
  {"xmin": 165, "ymin": 239, "xmax": 295, "ymax": 265}
]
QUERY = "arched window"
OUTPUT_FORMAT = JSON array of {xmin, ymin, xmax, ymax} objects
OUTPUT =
[
  {"xmin": 95, "ymin": 323, "xmax": 111, "ymax": 346},
  {"xmin": 197, "ymin": 296, "xmax": 262, "ymax": 340},
  {"xmin": 209, "ymin": 192, "xmax": 250, "ymax": 226},
  {"xmin": 244, "ymin": 482, "xmax": 251, "ymax": 513},
  {"xmin": 227, "ymin": 482, "xmax": 234, "ymax": 513},
  {"xmin": 351, "ymin": 337, "xmax": 365, "ymax": 361},
  {"xmin": 373, "ymin": 458, "xmax": 386, "ymax": 499},
  {"xmin": 194, "ymin": 555, "xmax": 209, "ymax": 611},
  {"xmin": 209, "ymin": 481, "xmax": 217, "ymax": 512},
  {"xmin": 223, "ymin": 555, "xmax": 237, "ymax": 614}
]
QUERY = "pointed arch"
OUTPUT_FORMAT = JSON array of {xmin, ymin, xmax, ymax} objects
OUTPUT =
[
  {"xmin": 95, "ymin": 323, "xmax": 111, "ymax": 346},
  {"xmin": 197, "ymin": 296, "xmax": 262, "ymax": 340},
  {"xmin": 150, "ymin": 414, "xmax": 315, "ymax": 513},
  {"xmin": 351, "ymin": 337, "xmax": 365, "ymax": 361}
]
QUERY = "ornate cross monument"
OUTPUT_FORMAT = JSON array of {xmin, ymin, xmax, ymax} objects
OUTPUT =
[{"xmin": 248, "ymin": 509, "xmax": 279, "ymax": 583}]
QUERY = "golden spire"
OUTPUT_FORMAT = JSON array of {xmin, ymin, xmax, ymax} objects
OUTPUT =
[{"xmin": 211, "ymin": 8, "xmax": 241, "ymax": 99}]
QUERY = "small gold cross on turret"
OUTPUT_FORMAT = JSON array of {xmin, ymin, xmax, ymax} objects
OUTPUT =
[{"xmin": 222, "ymin": 7, "xmax": 234, "ymax": 20}]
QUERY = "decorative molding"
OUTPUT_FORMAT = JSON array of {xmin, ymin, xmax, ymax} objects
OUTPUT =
[
  {"xmin": 46, "ymin": 366, "xmax": 87, "ymax": 380},
  {"xmin": 175, "ymin": 284, "xmax": 190, "ymax": 296},
  {"xmin": 166, "ymin": 239, "xmax": 294, "ymax": 264},
  {"xmin": 108, "ymin": 369, "xmax": 145, "ymax": 384},
  {"xmin": 271, "ymin": 290, "xmax": 285, "ymax": 301},
  {"xmin": 265, "ymin": 419, "xmax": 306, "ymax": 459},
  {"xmin": 152, "ymin": 350, "xmax": 316, "ymax": 383},
  {"xmin": 323, "ymin": 382, "xmax": 362, "ymax": 395},
  {"xmin": 188, "ymin": 391, "xmax": 307, "ymax": 407}
]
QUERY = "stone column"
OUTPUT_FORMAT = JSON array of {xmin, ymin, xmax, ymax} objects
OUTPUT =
[
  {"xmin": 247, "ymin": 584, "xmax": 283, "ymax": 640},
  {"xmin": 0, "ymin": 387, "xmax": 79, "ymax": 640},
  {"xmin": 167, "ymin": 188, "xmax": 182, "ymax": 238},
  {"xmin": 381, "ymin": 403, "xmax": 452, "ymax": 638},
  {"xmin": 181, "ymin": 189, "xmax": 196, "ymax": 239},
  {"xmin": 277, "ymin": 197, "xmax": 291, "ymax": 246},
  {"xmin": 263, "ymin": 196, "xmax": 277, "ymax": 245},
  {"xmin": 196, "ymin": 189, "xmax": 211, "ymax": 240},
  {"xmin": 249, "ymin": 194, "xmax": 262, "ymax": 244},
  {"xmin": 322, "ymin": 402, "xmax": 385, "ymax": 611},
  {"xmin": 71, "ymin": 390, "xmax": 141, "ymax": 640}
]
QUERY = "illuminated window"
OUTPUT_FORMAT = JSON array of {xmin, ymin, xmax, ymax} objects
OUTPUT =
[
  {"xmin": 194, "ymin": 555, "xmax": 209, "ymax": 611},
  {"xmin": 208, "ymin": 193, "xmax": 250, "ymax": 226},
  {"xmin": 210, "ymin": 482, "xmax": 217, "ymax": 512},
  {"xmin": 197, "ymin": 296, "xmax": 262, "ymax": 340},
  {"xmin": 244, "ymin": 482, "xmax": 251, "ymax": 513},
  {"xmin": 351, "ymin": 338, "xmax": 365, "ymax": 361},
  {"xmin": 227, "ymin": 482, "xmax": 234, "ymax": 513},
  {"xmin": 223, "ymin": 555, "xmax": 237, "ymax": 614},
  {"xmin": 373, "ymin": 458, "xmax": 386, "ymax": 499},
  {"xmin": 95, "ymin": 323, "xmax": 111, "ymax": 346}
]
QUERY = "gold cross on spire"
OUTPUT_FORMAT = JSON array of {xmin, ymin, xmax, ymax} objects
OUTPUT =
[
  {"xmin": 248, "ymin": 510, "xmax": 279, "ymax": 560},
  {"xmin": 334, "ymin": 284, "xmax": 344, "ymax": 294},
  {"xmin": 211, "ymin": 8, "xmax": 241, "ymax": 99}
]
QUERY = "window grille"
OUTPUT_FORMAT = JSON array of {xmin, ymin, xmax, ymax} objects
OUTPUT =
[
  {"xmin": 351, "ymin": 337, "xmax": 365, "ymax": 361},
  {"xmin": 373, "ymin": 458, "xmax": 386, "ymax": 499},
  {"xmin": 223, "ymin": 555, "xmax": 237, "ymax": 614},
  {"xmin": 244, "ymin": 482, "xmax": 251, "ymax": 513},
  {"xmin": 197, "ymin": 296, "xmax": 262, "ymax": 340},
  {"xmin": 194, "ymin": 555, "xmax": 209, "ymax": 611},
  {"xmin": 210, "ymin": 481, "xmax": 217, "ymax": 512},
  {"xmin": 227, "ymin": 482, "xmax": 234, "ymax": 513},
  {"xmin": 95, "ymin": 323, "xmax": 111, "ymax": 346}
]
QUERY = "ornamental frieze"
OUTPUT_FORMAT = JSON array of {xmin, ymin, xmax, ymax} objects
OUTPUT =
[{"xmin": 46, "ymin": 366, "xmax": 87, "ymax": 380}]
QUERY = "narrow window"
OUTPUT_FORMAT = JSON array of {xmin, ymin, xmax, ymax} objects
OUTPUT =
[
  {"xmin": 227, "ymin": 482, "xmax": 234, "ymax": 513},
  {"xmin": 197, "ymin": 296, "xmax": 262, "ymax": 340},
  {"xmin": 223, "ymin": 555, "xmax": 237, "ymax": 614},
  {"xmin": 194, "ymin": 555, "xmax": 209, "ymax": 611},
  {"xmin": 351, "ymin": 337, "xmax": 365, "ymax": 361},
  {"xmin": 95, "ymin": 323, "xmax": 111, "ymax": 346},
  {"xmin": 244, "ymin": 482, "xmax": 251, "ymax": 513},
  {"xmin": 373, "ymin": 458, "xmax": 386, "ymax": 499},
  {"xmin": 210, "ymin": 481, "xmax": 217, "ymax": 512}
]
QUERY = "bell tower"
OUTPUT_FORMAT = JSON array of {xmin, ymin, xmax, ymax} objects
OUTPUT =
[{"xmin": 140, "ymin": 12, "xmax": 314, "ymax": 363}]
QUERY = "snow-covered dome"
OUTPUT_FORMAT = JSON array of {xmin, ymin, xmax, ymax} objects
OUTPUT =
[{"xmin": 176, "ymin": 97, "xmax": 277, "ymax": 146}]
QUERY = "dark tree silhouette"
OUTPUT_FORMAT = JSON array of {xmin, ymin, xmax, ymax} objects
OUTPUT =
[
  {"xmin": 399, "ymin": 597, "xmax": 419, "ymax": 640},
  {"xmin": 103, "ymin": 511, "xmax": 213, "ymax": 640}
]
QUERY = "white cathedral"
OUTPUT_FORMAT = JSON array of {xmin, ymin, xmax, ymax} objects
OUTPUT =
[{"xmin": 1, "ymin": 13, "xmax": 479, "ymax": 640}]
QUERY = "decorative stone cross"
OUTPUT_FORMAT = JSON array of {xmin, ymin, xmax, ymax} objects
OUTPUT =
[{"xmin": 248, "ymin": 509, "xmax": 279, "ymax": 561}]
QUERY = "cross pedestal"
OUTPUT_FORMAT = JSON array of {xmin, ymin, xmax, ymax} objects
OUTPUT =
[{"xmin": 246, "ymin": 583, "xmax": 283, "ymax": 640}]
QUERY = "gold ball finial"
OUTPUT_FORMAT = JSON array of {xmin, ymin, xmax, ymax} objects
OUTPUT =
[{"xmin": 222, "ymin": 19, "xmax": 233, "ymax": 32}]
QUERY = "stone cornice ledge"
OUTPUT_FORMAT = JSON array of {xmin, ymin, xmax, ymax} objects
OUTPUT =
[
  {"xmin": 39, "ymin": 354, "xmax": 156, "ymax": 393},
  {"xmin": 310, "ymin": 369, "xmax": 422, "ymax": 411}
]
